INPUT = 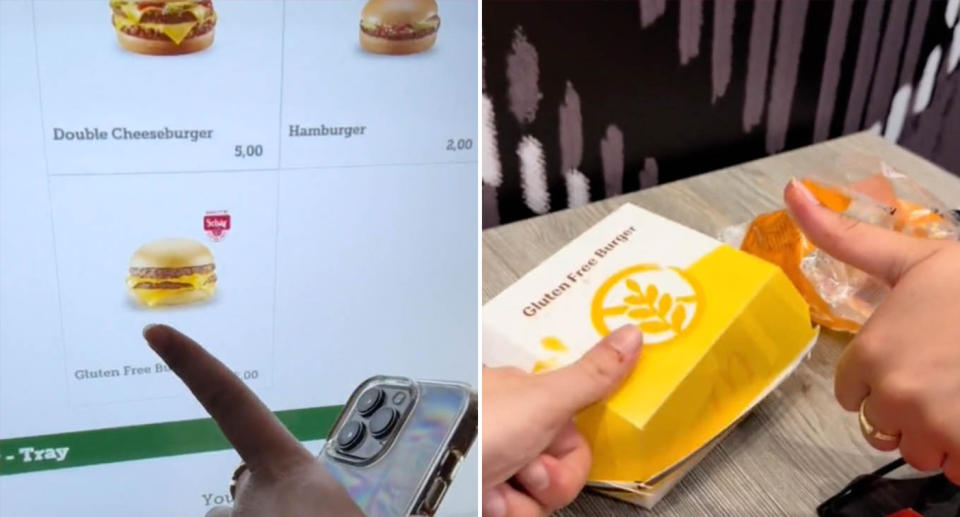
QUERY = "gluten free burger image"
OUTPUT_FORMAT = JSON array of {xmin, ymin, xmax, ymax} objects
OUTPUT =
[
  {"xmin": 360, "ymin": 0, "xmax": 440, "ymax": 55},
  {"xmin": 110, "ymin": 0, "xmax": 217, "ymax": 55},
  {"xmin": 127, "ymin": 238, "xmax": 217, "ymax": 307}
]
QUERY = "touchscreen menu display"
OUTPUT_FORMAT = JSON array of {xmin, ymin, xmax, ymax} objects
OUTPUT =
[{"xmin": 0, "ymin": 1, "xmax": 478, "ymax": 514}]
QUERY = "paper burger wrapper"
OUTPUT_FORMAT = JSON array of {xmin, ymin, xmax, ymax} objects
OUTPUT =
[
  {"xmin": 483, "ymin": 203, "xmax": 818, "ymax": 492},
  {"xmin": 586, "ymin": 425, "xmax": 733, "ymax": 509}
]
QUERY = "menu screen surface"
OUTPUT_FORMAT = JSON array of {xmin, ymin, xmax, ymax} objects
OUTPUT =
[{"xmin": 0, "ymin": 1, "xmax": 478, "ymax": 514}]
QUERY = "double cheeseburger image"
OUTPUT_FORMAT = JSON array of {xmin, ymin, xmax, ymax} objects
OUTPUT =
[
  {"xmin": 360, "ymin": 0, "xmax": 440, "ymax": 55},
  {"xmin": 127, "ymin": 238, "xmax": 217, "ymax": 307},
  {"xmin": 110, "ymin": 0, "xmax": 217, "ymax": 55}
]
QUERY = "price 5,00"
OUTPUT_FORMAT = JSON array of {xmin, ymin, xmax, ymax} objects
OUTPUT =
[{"xmin": 234, "ymin": 144, "xmax": 264, "ymax": 158}]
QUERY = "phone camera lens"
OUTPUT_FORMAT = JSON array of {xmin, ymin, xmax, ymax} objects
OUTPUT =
[
  {"xmin": 336, "ymin": 421, "xmax": 365, "ymax": 451},
  {"xmin": 369, "ymin": 407, "xmax": 399, "ymax": 438},
  {"xmin": 356, "ymin": 388, "xmax": 384, "ymax": 416}
]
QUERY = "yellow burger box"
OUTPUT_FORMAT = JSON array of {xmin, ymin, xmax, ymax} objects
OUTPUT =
[{"xmin": 482, "ymin": 203, "xmax": 818, "ymax": 506}]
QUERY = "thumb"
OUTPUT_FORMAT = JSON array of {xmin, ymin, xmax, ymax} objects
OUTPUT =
[
  {"xmin": 539, "ymin": 325, "xmax": 643, "ymax": 416},
  {"xmin": 784, "ymin": 179, "xmax": 942, "ymax": 285}
]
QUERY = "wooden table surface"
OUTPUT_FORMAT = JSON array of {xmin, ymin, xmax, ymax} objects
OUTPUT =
[{"xmin": 481, "ymin": 132, "xmax": 960, "ymax": 516}]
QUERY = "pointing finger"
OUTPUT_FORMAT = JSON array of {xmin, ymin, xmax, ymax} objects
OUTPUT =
[
  {"xmin": 784, "ymin": 179, "xmax": 941, "ymax": 285},
  {"xmin": 144, "ymin": 324, "xmax": 312, "ymax": 475}
]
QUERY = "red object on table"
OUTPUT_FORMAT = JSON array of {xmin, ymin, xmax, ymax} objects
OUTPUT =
[{"xmin": 885, "ymin": 509, "xmax": 923, "ymax": 517}]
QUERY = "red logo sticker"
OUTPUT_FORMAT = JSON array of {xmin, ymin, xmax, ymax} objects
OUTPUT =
[{"xmin": 204, "ymin": 211, "xmax": 231, "ymax": 242}]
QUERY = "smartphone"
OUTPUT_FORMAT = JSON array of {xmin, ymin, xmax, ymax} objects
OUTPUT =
[{"xmin": 319, "ymin": 376, "xmax": 478, "ymax": 517}]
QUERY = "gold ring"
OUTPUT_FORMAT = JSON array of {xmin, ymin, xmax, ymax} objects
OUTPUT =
[
  {"xmin": 859, "ymin": 399, "xmax": 900, "ymax": 442},
  {"xmin": 229, "ymin": 462, "xmax": 247, "ymax": 500}
]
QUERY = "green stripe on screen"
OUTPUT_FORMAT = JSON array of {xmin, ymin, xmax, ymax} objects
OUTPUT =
[{"xmin": 0, "ymin": 405, "xmax": 342, "ymax": 476}]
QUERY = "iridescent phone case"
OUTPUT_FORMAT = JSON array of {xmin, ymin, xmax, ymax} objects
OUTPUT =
[{"xmin": 320, "ymin": 376, "xmax": 478, "ymax": 517}]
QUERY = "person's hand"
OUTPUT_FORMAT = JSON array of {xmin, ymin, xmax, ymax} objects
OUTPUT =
[
  {"xmin": 143, "ymin": 324, "xmax": 365, "ymax": 517},
  {"xmin": 785, "ymin": 180, "xmax": 960, "ymax": 485},
  {"xmin": 482, "ymin": 325, "xmax": 643, "ymax": 516}
]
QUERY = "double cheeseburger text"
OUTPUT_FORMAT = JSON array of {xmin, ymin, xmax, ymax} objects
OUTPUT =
[{"xmin": 111, "ymin": 0, "xmax": 217, "ymax": 56}]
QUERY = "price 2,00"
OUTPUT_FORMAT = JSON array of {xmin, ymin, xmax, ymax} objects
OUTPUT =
[
  {"xmin": 446, "ymin": 138, "xmax": 473, "ymax": 151},
  {"xmin": 234, "ymin": 144, "xmax": 264, "ymax": 158}
]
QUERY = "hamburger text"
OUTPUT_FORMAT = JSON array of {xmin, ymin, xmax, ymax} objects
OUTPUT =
[
  {"xmin": 53, "ymin": 127, "xmax": 213, "ymax": 142},
  {"xmin": 288, "ymin": 124, "xmax": 367, "ymax": 139}
]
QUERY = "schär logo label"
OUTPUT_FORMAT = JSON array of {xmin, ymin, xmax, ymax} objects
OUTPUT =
[
  {"xmin": 590, "ymin": 264, "xmax": 702, "ymax": 345},
  {"xmin": 204, "ymin": 211, "xmax": 231, "ymax": 242}
]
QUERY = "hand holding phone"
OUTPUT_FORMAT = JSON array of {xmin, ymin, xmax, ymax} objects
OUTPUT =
[
  {"xmin": 144, "ymin": 324, "xmax": 366, "ymax": 517},
  {"xmin": 320, "ymin": 376, "xmax": 478, "ymax": 516}
]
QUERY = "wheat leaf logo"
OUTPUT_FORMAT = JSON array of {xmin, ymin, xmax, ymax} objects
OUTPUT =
[
  {"xmin": 541, "ymin": 336, "xmax": 568, "ymax": 352},
  {"xmin": 627, "ymin": 307, "xmax": 656, "ymax": 319},
  {"xmin": 640, "ymin": 320, "xmax": 672, "ymax": 333},
  {"xmin": 621, "ymin": 281, "xmax": 693, "ymax": 337},
  {"xmin": 671, "ymin": 304, "xmax": 686, "ymax": 333},
  {"xmin": 591, "ymin": 264, "xmax": 701, "ymax": 345},
  {"xmin": 658, "ymin": 293, "xmax": 672, "ymax": 317},
  {"xmin": 645, "ymin": 284, "xmax": 658, "ymax": 303},
  {"xmin": 603, "ymin": 305, "xmax": 628, "ymax": 316}
]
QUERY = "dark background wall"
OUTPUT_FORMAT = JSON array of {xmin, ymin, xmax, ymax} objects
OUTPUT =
[{"xmin": 482, "ymin": 0, "xmax": 960, "ymax": 228}]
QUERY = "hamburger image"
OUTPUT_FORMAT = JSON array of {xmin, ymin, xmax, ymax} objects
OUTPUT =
[
  {"xmin": 110, "ymin": 0, "xmax": 217, "ymax": 56},
  {"xmin": 126, "ymin": 238, "xmax": 217, "ymax": 307},
  {"xmin": 360, "ymin": 0, "xmax": 440, "ymax": 55}
]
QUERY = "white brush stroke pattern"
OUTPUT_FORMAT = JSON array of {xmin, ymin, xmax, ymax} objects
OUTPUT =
[
  {"xmin": 865, "ymin": 0, "xmax": 911, "ymax": 127},
  {"xmin": 564, "ymin": 169, "xmax": 590, "ymax": 208},
  {"xmin": 897, "ymin": 0, "xmax": 933, "ymax": 95},
  {"xmin": 949, "ymin": 24, "xmax": 960, "ymax": 73},
  {"xmin": 482, "ymin": 184, "xmax": 499, "ymax": 229},
  {"xmin": 600, "ymin": 125, "xmax": 625, "ymax": 197},
  {"xmin": 558, "ymin": 81, "xmax": 583, "ymax": 174},
  {"xmin": 844, "ymin": 0, "xmax": 885, "ymax": 133},
  {"xmin": 743, "ymin": 0, "xmax": 777, "ymax": 132},
  {"xmin": 482, "ymin": 38, "xmax": 486, "ymax": 91},
  {"xmin": 884, "ymin": 85, "xmax": 912, "ymax": 142},
  {"xmin": 914, "ymin": 46, "xmax": 942, "ymax": 113},
  {"xmin": 765, "ymin": 0, "xmax": 809, "ymax": 154},
  {"xmin": 813, "ymin": 0, "xmax": 854, "ymax": 142},
  {"xmin": 518, "ymin": 135, "xmax": 550, "ymax": 214},
  {"xmin": 482, "ymin": 95, "xmax": 502, "ymax": 187},
  {"xmin": 711, "ymin": 0, "xmax": 736, "ymax": 103},
  {"xmin": 640, "ymin": 0, "xmax": 666, "ymax": 28},
  {"xmin": 506, "ymin": 27, "xmax": 541, "ymax": 126},
  {"xmin": 639, "ymin": 157, "xmax": 659, "ymax": 189},
  {"xmin": 679, "ymin": 0, "xmax": 703, "ymax": 65},
  {"xmin": 947, "ymin": 0, "xmax": 959, "ymax": 28}
]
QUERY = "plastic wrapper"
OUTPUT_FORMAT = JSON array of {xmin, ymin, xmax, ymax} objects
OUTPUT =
[{"xmin": 728, "ymin": 157, "xmax": 960, "ymax": 333}]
